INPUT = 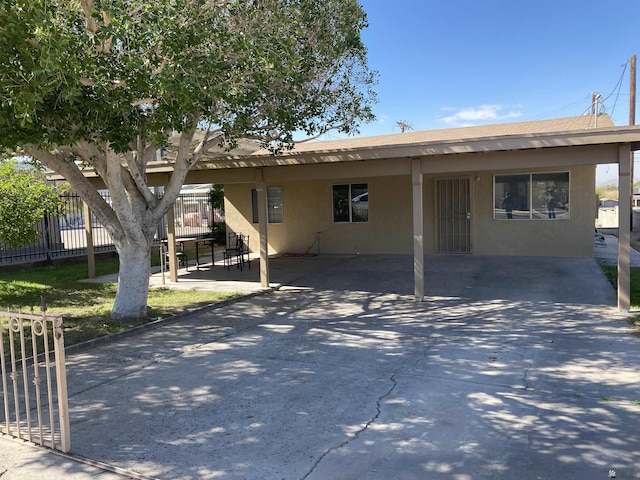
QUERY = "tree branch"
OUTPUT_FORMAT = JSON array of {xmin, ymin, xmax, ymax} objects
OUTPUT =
[
  {"xmin": 79, "ymin": 0, "xmax": 97, "ymax": 32},
  {"xmin": 103, "ymin": 147, "xmax": 148, "ymax": 246},
  {"xmin": 195, "ymin": 128, "xmax": 225, "ymax": 157},
  {"xmin": 22, "ymin": 144, "xmax": 123, "ymax": 241},
  {"xmin": 79, "ymin": 0, "xmax": 113, "ymax": 53},
  {"xmin": 153, "ymin": 123, "xmax": 198, "ymax": 220},
  {"xmin": 124, "ymin": 138, "xmax": 158, "ymax": 207}
]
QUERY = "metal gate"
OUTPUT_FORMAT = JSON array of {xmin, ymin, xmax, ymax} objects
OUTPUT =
[
  {"xmin": 0, "ymin": 309, "xmax": 70, "ymax": 452},
  {"xmin": 436, "ymin": 178, "xmax": 471, "ymax": 253}
]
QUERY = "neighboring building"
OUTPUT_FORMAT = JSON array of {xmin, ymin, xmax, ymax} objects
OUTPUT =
[{"xmin": 600, "ymin": 198, "xmax": 619, "ymax": 208}]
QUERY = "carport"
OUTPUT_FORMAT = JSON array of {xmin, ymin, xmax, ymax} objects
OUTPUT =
[
  {"xmin": 76, "ymin": 116, "xmax": 640, "ymax": 311},
  {"xmin": 170, "ymin": 116, "xmax": 640, "ymax": 311}
]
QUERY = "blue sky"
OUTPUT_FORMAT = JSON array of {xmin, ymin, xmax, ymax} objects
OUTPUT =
[{"xmin": 350, "ymin": 0, "xmax": 639, "ymax": 139}]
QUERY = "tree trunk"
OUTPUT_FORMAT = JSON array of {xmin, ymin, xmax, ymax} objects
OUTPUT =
[{"xmin": 111, "ymin": 241, "xmax": 151, "ymax": 320}]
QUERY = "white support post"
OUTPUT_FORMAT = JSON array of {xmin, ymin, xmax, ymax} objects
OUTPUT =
[
  {"xmin": 618, "ymin": 144, "xmax": 632, "ymax": 311},
  {"xmin": 412, "ymin": 159, "xmax": 425, "ymax": 301}
]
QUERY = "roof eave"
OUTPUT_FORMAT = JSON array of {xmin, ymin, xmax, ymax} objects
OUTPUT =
[{"xmin": 192, "ymin": 126, "xmax": 640, "ymax": 170}]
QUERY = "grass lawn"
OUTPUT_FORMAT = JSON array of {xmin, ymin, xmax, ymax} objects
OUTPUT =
[
  {"xmin": 0, "ymin": 257, "xmax": 241, "ymax": 349},
  {"xmin": 600, "ymin": 265, "xmax": 640, "ymax": 328}
]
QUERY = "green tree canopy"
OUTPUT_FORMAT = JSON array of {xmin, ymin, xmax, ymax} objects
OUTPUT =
[
  {"xmin": 0, "ymin": 159, "xmax": 62, "ymax": 247},
  {"xmin": 0, "ymin": 0, "xmax": 377, "ymax": 319},
  {"xmin": 209, "ymin": 184, "xmax": 224, "ymax": 213},
  {"xmin": 0, "ymin": 0, "xmax": 376, "ymax": 152}
]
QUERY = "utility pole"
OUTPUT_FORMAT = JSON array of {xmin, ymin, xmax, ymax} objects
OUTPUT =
[
  {"xmin": 631, "ymin": 55, "xmax": 636, "ymax": 126},
  {"xmin": 396, "ymin": 120, "xmax": 414, "ymax": 133},
  {"xmin": 592, "ymin": 92, "xmax": 601, "ymax": 126},
  {"xmin": 630, "ymin": 55, "xmax": 636, "ymax": 230}
]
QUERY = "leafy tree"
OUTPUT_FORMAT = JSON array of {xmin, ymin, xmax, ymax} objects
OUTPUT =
[
  {"xmin": 596, "ymin": 185, "xmax": 619, "ymax": 201},
  {"xmin": 209, "ymin": 184, "xmax": 226, "ymax": 243},
  {"xmin": 0, "ymin": 0, "xmax": 377, "ymax": 319},
  {"xmin": 0, "ymin": 159, "xmax": 62, "ymax": 247},
  {"xmin": 209, "ymin": 185, "xmax": 225, "ymax": 215}
]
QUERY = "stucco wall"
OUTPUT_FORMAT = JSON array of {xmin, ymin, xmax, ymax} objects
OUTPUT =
[
  {"xmin": 224, "ymin": 176, "xmax": 413, "ymax": 254},
  {"xmin": 224, "ymin": 164, "xmax": 597, "ymax": 257},
  {"xmin": 469, "ymin": 165, "xmax": 596, "ymax": 256}
]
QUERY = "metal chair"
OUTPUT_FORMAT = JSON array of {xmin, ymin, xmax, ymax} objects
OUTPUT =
[
  {"xmin": 223, "ymin": 233, "xmax": 250, "ymax": 271},
  {"xmin": 161, "ymin": 240, "xmax": 189, "ymax": 270}
]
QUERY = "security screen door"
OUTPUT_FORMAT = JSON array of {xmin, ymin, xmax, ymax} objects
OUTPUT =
[{"xmin": 436, "ymin": 178, "xmax": 471, "ymax": 253}]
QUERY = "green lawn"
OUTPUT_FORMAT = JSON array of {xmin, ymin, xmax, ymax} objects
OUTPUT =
[
  {"xmin": 0, "ymin": 257, "xmax": 241, "ymax": 349},
  {"xmin": 600, "ymin": 265, "xmax": 640, "ymax": 327}
]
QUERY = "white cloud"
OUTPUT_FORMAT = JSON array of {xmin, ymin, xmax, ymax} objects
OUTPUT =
[{"xmin": 440, "ymin": 104, "xmax": 522, "ymax": 127}]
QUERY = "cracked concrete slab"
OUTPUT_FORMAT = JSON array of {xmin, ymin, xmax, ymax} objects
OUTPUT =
[{"xmin": 1, "ymin": 255, "xmax": 639, "ymax": 480}]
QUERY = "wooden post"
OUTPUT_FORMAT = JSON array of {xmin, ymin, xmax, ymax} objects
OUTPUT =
[
  {"xmin": 630, "ymin": 54, "xmax": 636, "ymax": 231},
  {"xmin": 630, "ymin": 55, "xmax": 636, "ymax": 126},
  {"xmin": 256, "ymin": 169, "xmax": 270, "ymax": 288},
  {"xmin": 167, "ymin": 205, "xmax": 178, "ymax": 283},
  {"xmin": 618, "ymin": 144, "xmax": 632, "ymax": 311}
]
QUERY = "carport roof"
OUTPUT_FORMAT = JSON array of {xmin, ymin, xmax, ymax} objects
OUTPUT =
[
  {"xmin": 180, "ymin": 114, "xmax": 640, "ymax": 171},
  {"xmin": 267, "ymin": 114, "xmax": 615, "ymax": 152},
  {"xmin": 60, "ymin": 114, "xmax": 640, "ymax": 181}
]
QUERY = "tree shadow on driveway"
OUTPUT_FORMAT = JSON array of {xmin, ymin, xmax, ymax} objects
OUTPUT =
[{"xmin": 65, "ymin": 256, "xmax": 639, "ymax": 480}]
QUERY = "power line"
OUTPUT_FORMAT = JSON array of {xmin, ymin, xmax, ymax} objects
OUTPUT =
[
  {"xmin": 601, "ymin": 61, "xmax": 629, "ymax": 118},
  {"xmin": 534, "ymin": 61, "xmax": 630, "ymax": 122}
]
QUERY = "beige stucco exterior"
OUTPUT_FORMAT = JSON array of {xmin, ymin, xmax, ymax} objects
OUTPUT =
[
  {"xmin": 223, "ymin": 161, "xmax": 596, "ymax": 258},
  {"xmin": 225, "ymin": 174, "xmax": 414, "ymax": 255},
  {"xmin": 471, "ymin": 166, "xmax": 596, "ymax": 256},
  {"xmin": 219, "ymin": 141, "xmax": 615, "ymax": 259}
]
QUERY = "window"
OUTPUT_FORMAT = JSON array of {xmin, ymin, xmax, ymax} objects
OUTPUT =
[
  {"xmin": 494, "ymin": 172, "xmax": 569, "ymax": 220},
  {"xmin": 494, "ymin": 174, "xmax": 530, "ymax": 220},
  {"xmin": 531, "ymin": 172, "xmax": 569, "ymax": 219},
  {"xmin": 333, "ymin": 183, "xmax": 368, "ymax": 223},
  {"xmin": 251, "ymin": 187, "xmax": 283, "ymax": 224}
]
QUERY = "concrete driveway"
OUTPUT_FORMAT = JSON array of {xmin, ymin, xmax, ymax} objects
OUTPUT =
[{"xmin": 2, "ymin": 255, "xmax": 639, "ymax": 480}]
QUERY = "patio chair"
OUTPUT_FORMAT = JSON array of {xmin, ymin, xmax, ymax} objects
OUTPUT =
[
  {"xmin": 161, "ymin": 240, "xmax": 189, "ymax": 270},
  {"xmin": 223, "ymin": 233, "xmax": 251, "ymax": 271}
]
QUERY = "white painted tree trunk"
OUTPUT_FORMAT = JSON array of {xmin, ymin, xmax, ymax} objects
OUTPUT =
[
  {"xmin": 23, "ymin": 129, "xmax": 204, "ymax": 320},
  {"xmin": 111, "ymin": 241, "xmax": 152, "ymax": 320}
]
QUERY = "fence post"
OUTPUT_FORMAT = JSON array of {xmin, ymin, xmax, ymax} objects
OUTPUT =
[
  {"xmin": 83, "ymin": 202, "xmax": 96, "ymax": 278},
  {"xmin": 43, "ymin": 216, "xmax": 52, "ymax": 266},
  {"xmin": 52, "ymin": 316, "xmax": 70, "ymax": 452}
]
